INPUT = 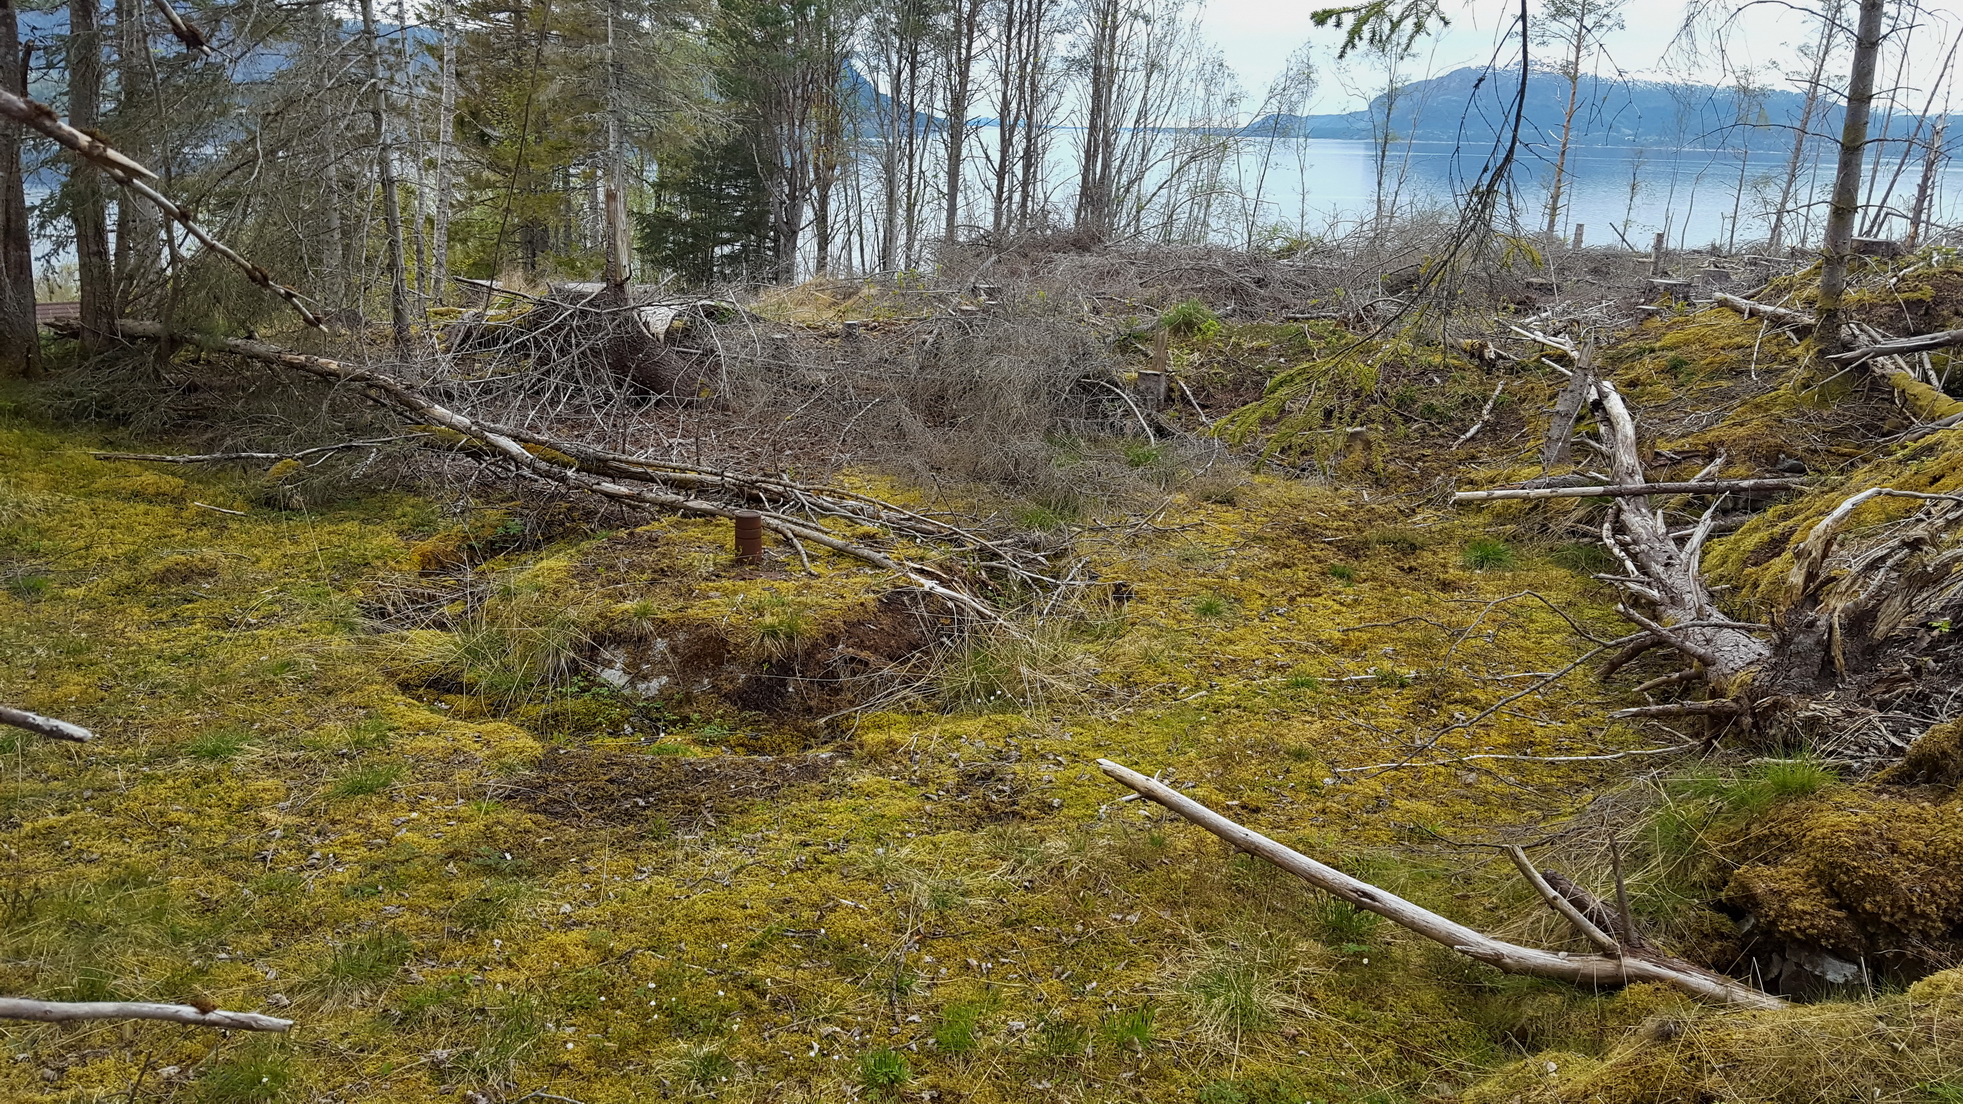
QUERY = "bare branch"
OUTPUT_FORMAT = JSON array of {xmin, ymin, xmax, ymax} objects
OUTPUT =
[
  {"xmin": 0, "ymin": 88, "xmax": 322, "ymax": 328},
  {"xmin": 0, "ymin": 998, "xmax": 290, "ymax": 1032},
  {"xmin": 1097, "ymin": 758, "xmax": 1785, "ymax": 1009},
  {"xmin": 1454, "ymin": 479, "xmax": 1803, "ymax": 503},
  {"xmin": 0, "ymin": 706, "xmax": 93, "ymax": 743}
]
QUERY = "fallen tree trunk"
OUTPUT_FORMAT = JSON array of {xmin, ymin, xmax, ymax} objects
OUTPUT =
[
  {"xmin": 1454, "ymin": 479, "xmax": 1802, "ymax": 503},
  {"xmin": 0, "ymin": 706, "xmax": 93, "ymax": 742},
  {"xmin": 0, "ymin": 997, "xmax": 291, "ymax": 1032},
  {"xmin": 80, "ymin": 319, "xmax": 1021, "ymax": 621},
  {"xmin": 1829, "ymin": 326, "xmax": 1963, "ymax": 364},
  {"xmin": 1097, "ymin": 759, "xmax": 1785, "ymax": 1009}
]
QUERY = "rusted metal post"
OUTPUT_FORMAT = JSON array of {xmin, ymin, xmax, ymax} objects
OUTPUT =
[{"xmin": 733, "ymin": 511, "xmax": 764, "ymax": 563}]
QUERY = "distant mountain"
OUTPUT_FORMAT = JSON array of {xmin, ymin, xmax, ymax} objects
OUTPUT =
[{"xmin": 1243, "ymin": 65, "xmax": 1956, "ymax": 152}]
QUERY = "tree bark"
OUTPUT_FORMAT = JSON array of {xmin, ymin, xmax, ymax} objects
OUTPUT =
[
  {"xmin": 359, "ymin": 0, "xmax": 412, "ymax": 345},
  {"xmin": 0, "ymin": 0, "xmax": 37, "ymax": 379},
  {"xmin": 1097, "ymin": 758, "xmax": 1786, "ymax": 1009},
  {"xmin": 68, "ymin": 0, "xmax": 112, "ymax": 355},
  {"xmin": 432, "ymin": 1, "xmax": 455, "ymax": 305},
  {"xmin": 1812, "ymin": 0, "xmax": 1887, "ymax": 356}
]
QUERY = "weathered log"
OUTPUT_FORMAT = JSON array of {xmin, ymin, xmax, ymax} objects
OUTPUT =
[
  {"xmin": 1828, "ymin": 326, "xmax": 1963, "ymax": 364},
  {"xmin": 1097, "ymin": 758, "xmax": 1785, "ymax": 1009},
  {"xmin": 1712, "ymin": 292, "xmax": 1816, "ymax": 328},
  {"xmin": 0, "ymin": 706, "xmax": 93, "ymax": 742},
  {"xmin": 0, "ymin": 997, "xmax": 291, "ymax": 1032},
  {"xmin": 1454, "ymin": 479, "xmax": 1802, "ymax": 503}
]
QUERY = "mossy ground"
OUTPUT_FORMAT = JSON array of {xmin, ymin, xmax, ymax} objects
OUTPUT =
[
  {"xmin": 0, "ymin": 383, "xmax": 1676, "ymax": 1103},
  {"xmin": 5, "ymin": 275, "xmax": 1963, "ymax": 1104}
]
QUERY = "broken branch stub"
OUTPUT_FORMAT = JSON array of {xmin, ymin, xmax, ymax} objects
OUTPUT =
[{"xmin": 1096, "ymin": 758, "xmax": 1785, "ymax": 1009}]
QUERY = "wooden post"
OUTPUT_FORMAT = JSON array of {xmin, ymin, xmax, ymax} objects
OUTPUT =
[
  {"xmin": 1649, "ymin": 231, "xmax": 1666, "ymax": 276},
  {"xmin": 1570, "ymin": 223, "xmax": 1584, "ymax": 250}
]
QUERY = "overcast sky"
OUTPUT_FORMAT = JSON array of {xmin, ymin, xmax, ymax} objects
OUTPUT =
[{"xmin": 1199, "ymin": 0, "xmax": 1963, "ymax": 115}]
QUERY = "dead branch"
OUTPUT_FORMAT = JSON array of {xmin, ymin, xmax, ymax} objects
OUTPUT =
[
  {"xmin": 1829, "ymin": 326, "xmax": 1963, "ymax": 364},
  {"xmin": 1097, "ymin": 758, "xmax": 1785, "ymax": 1009},
  {"xmin": 1542, "ymin": 870, "xmax": 1654, "ymax": 952},
  {"xmin": 0, "ymin": 88, "xmax": 321, "ymax": 328},
  {"xmin": 1453, "ymin": 479, "xmax": 1803, "ymax": 503},
  {"xmin": 1333, "ymin": 742, "xmax": 1695, "ymax": 773},
  {"xmin": 1786, "ymin": 487, "xmax": 1963, "ymax": 599},
  {"xmin": 1451, "ymin": 382, "xmax": 1506, "ymax": 450},
  {"xmin": 146, "ymin": 0, "xmax": 213, "ymax": 56},
  {"xmin": 0, "ymin": 706, "xmax": 94, "ymax": 742},
  {"xmin": 1505, "ymin": 845, "xmax": 1621, "ymax": 954},
  {"xmin": 1713, "ymin": 293, "xmax": 1816, "ymax": 328},
  {"xmin": 0, "ymin": 997, "xmax": 291, "ymax": 1032},
  {"xmin": 85, "ymin": 320, "xmax": 1022, "ymax": 621},
  {"xmin": 92, "ymin": 436, "xmax": 427, "ymax": 465}
]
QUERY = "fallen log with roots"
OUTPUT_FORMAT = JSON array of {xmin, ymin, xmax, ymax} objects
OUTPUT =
[
  {"xmin": 1470, "ymin": 307, "xmax": 1963, "ymax": 757},
  {"xmin": 1097, "ymin": 759, "xmax": 1786, "ymax": 1009},
  {"xmin": 0, "ymin": 998, "xmax": 291, "ymax": 1032},
  {"xmin": 70, "ymin": 319, "xmax": 1056, "ymax": 622}
]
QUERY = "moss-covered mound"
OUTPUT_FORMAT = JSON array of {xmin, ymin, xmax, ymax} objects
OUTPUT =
[{"xmin": 1465, "ymin": 970, "xmax": 1963, "ymax": 1103}]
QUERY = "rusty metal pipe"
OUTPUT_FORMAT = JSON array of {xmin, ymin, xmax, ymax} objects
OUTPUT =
[{"xmin": 733, "ymin": 510, "xmax": 764, "ymax": 563}]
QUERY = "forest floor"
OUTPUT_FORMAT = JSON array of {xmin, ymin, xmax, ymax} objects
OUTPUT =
[{"xmin": 4, "ymin": 279, "xmax": 1963, "ymax": 1103}]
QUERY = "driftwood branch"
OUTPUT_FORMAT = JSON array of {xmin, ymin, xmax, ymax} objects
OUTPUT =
[
  {"xmin": 1096, "ymin": 759, "xmax": 1784, "ymax": 1008},
  {"xmin": 0, "ymin": 997, "xmax": 291, "ymax": 1032},
  {"xmin": 0, "ymin": 88, "xmax": 321, "ymax": 328},
  {"xmin": 1454, "ymin": 479, "xmax": 1803, "ymax": 503},
  {"xmin": 0, "ymin": 706, "xmax": 94, "ymax": 742}
]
